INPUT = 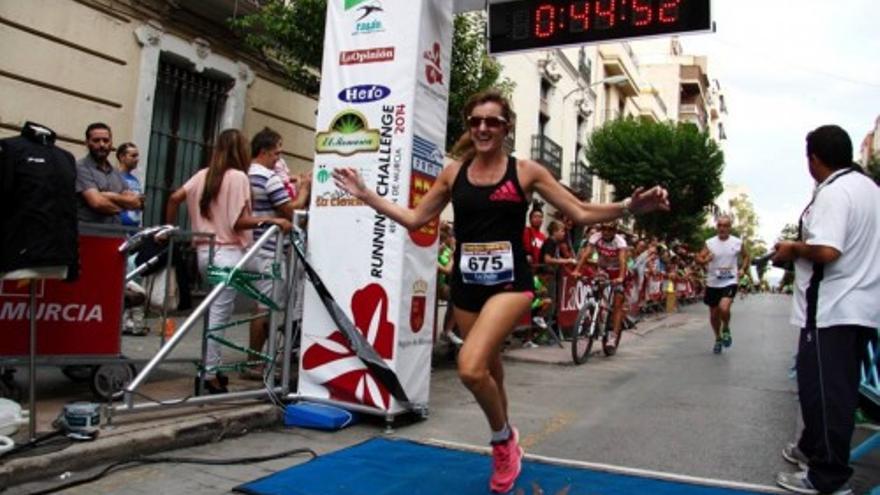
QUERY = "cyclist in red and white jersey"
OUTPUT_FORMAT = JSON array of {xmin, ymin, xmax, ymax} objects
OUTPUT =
[{"xmin": 573, "ymin": 222, "xmax": 628, "ymax": 353}]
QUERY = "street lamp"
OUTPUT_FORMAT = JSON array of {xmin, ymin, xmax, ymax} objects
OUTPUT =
[{"xmin": 562, "ymin": 74, "xmax": 628, "ymax": 101}]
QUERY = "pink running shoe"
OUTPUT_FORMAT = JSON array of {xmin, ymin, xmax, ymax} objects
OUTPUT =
[{"xmin": 489, "ymin": 426, "xmax": 523, "ymax": 493}]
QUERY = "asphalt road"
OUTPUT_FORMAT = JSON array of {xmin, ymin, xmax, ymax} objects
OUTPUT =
[{"xmin": 10, "ymin": 294, "xmax": 879, "ymax": 494}]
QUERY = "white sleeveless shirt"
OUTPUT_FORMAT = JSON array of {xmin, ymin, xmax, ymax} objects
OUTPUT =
[{"xmin": 705, "ymin": 235, "xmax": 742, "ymax": 288}]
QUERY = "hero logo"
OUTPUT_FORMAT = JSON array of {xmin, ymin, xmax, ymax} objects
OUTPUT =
[{"xmin": 338, "ymin": 85, "xmax": 390, "ymax": 104}]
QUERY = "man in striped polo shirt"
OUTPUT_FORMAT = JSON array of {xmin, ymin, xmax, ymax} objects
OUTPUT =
[{"xmin": 246, "ymin": 127, "xmax": 304, "ymax": 378}]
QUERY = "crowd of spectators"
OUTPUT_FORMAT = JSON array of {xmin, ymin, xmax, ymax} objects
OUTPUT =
[{"xmin": 435, "ymin": 203, "xmax": 762, "ymax": 349}]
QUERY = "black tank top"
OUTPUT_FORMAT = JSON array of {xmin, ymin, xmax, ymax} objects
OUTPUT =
[{"xmin": 450, "ymin": 156, "xmax": 532, "ymax": 287}]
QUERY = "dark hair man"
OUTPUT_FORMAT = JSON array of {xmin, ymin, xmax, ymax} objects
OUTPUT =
[
  {"xmin": 773, "ymin": 125, "xmax": 880, "ymax": 495},
  {"xmin": 115, "ymin": 142, "xmax": 143, "ymax": 227},
  {"xmin": 76, "ymin": 123, "xmax": 142, "ymax": 224},
  {"xmin": 245, "ymin": 127, "xmax": 309, "ymax": 379}
]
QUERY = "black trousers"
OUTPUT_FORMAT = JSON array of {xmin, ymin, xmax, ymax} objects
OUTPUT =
[{"xmin": 796, "ymin": 325, "xmax": 876, "ymax": 492}]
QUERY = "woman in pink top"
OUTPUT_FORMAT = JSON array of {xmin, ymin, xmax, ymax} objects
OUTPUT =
[{"xmin": 166, "ymin": 129, "xmax": 290, "ymax": 393}]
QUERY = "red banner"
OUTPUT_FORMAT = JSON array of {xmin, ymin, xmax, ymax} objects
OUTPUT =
[
  {"xmin": 556, "ymin": 273, "xmax": 592, "ymax": 328},
  {"xmin": 0, "ymin": 234, "xmax": 125, "ymax": 357}
]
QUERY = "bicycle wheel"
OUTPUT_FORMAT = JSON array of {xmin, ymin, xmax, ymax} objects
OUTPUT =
[{"xmin": 571, "ymin": 304, "xmax": 596, "ymax": 364}]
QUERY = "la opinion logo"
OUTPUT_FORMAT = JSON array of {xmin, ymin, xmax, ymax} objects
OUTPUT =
[
  {"xmin": 315, "ymin": 110, "xmax": 380, "ymax": 156},
  {"xmin": 345, "ymin": 0, "xmax": 384, "ymax": 36},
  {"xmin": 301, "ymin": 283, "xmax": 395, "ymax": 409}
]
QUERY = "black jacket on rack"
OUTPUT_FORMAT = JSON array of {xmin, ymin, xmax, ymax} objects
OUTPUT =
[{"xmin": 0, "ymin": 122, "xmax": 79, "ymax": 280}]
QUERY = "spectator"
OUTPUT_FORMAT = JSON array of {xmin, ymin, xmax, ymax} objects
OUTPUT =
[
  {"xmin": 115, "ymin": 142, "xmax": 143, "ymax": 228},
  {"xmin": 76, "ymin": 123, "xmax": 142, "ymax": 224},
  {"xmin": 437, "ymin": 221, "xmax": 462, "ymax": 347},
  {"xmin": 540, "ymin": 220, "xmax": 576, "ymax": 272},
  {"xmin": 165, "ymin": 129, "xmax": 288, "ymax": 394},
  {"xmin": 522, "ymin": 206, "xmax": 545, "ymax": 268},
  {"xmin": 244, "ymin": 127, "xmax": 299, "ymax": 379},
  {"xmin": 773, "ymin": 125, "xmax": 880, "ymax": 495}
]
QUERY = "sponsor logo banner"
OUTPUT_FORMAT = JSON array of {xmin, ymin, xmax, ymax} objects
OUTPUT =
[
  {"xmin": 409, "ymin": 279, "xmax": 428, "ymax": 333},
  {"xmin": 302, "ymin": 283, "xmax": 395, "ymax": 409},
  {"xmin": 346, "ymin": 0, "xmax": 385, "ymax": 35},
  {"xmin": 0, "ymin": 234, "xmax": 124, "ymax": 356},
  {"xmin": 339, "ymin": 47, "xmax": 395, "ymax": 66},
  {"xmin": 417, "ymin": 41, "xmax": 448, "ymax": 101},
  {"xmin": 408, "ymin": 135, "xmax": 443, "ymax": 247},
  {"xmin": 338, "ymin": 84, "xmax": 391, "ymax": 104},
  {"xmin": 315, "ymin": 110, "xmax": 381, "ymax": 156}
]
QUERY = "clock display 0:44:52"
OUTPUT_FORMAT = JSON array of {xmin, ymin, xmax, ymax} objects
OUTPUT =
[{"xmin": 530, "ymin": 0, "xmax": 684, "ymax": 39}]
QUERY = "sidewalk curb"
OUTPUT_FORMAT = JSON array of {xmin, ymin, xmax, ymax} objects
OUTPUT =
[{"xmin": 0, "ymin": 403, "xmax": 281, "ymax": 489}]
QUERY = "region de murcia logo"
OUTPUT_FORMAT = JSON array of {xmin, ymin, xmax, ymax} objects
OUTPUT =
[{"xmin": 410, "ymin": 279, "xmax": 428, "ymax": 333}]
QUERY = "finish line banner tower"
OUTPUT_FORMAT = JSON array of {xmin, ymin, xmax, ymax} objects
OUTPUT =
[{"xmin": 299, "ymin": 0, "xmax": 453, "ymax": 415}]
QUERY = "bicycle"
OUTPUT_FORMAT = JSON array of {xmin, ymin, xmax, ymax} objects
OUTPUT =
[{"xmin": 571, "ymin": 274, "xmax": 622, "ymax": 364}]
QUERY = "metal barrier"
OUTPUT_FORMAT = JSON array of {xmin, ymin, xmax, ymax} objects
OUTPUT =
[{"xmin": 115, "ymin": 219, "xmax": 301, "ymax": 414}]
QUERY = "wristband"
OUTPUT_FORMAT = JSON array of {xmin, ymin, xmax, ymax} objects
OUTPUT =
[{"xmin": 621, "ymin": 197, "xmax": 632, "ymax": 213}]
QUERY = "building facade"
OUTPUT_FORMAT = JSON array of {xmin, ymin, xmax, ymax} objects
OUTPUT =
[
  {"xmin": 0, "ymin": 0, "xmax": 317, "ymax": 226},
  {"xmin": 495, "ymin": 36, "xmax": 725, "ymax": 215}
]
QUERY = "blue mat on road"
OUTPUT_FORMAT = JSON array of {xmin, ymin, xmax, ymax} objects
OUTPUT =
[{"xmin": 235, "ymin": 437, "xmax": 778, "ymax": 495}]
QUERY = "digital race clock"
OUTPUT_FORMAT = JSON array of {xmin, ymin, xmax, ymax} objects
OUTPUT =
[{"xmin": 488, "ymin": 0, "xmax": 712, "ymax": 54}]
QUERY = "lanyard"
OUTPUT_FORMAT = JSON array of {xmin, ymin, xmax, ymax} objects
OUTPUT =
[{"xmin": 797, "ymin": 167, "xmax": 860, "ymax": 241}]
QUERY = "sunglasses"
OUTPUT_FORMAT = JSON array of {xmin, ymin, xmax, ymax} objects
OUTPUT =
[{"xmin": 467, "ymin": 116, "xmax": 508, "ymax": 129}]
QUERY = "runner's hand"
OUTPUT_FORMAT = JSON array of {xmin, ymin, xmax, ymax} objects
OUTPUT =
[
  {"xmin": 628, "ymin": 186, "xmax": 670, "ymax": 214},
  {"xmin": 332, "ymin": 167, "xmax": 369, "ymax": 200}
]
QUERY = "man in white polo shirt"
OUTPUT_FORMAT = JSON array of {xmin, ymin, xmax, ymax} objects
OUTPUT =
[
  {"xmin": 773, "ymin": 125, "xmax": 880, "ymax": 495},
  {"xmin": 696, "ymin": 215, "xmax": 749, "ymax": 354}
]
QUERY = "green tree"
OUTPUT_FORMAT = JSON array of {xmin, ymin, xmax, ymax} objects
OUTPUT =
[
  {"xmin": 777, "ymin": 223, "xmax": 799, "ymax": 242},
  {"xmin": 774, "ymin": 223, "xmax": 798, "ymax": 292},
  {"xmin": 229, "ymin": 0, "xmax": 326, "ymax": 96},
  {"xmin": 230, "ymin": 2, "xmax": 510, "ymax": 152},
  {"xmin": 585, "ymin": 118, "xmax": 724, "ymax": 244},
  {"xmin": 446, "ymin": 12, "xmax": 513, "ymax": 151}
]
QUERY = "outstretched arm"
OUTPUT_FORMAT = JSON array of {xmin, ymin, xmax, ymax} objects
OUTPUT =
[
  {"xmin": 333, "ymin": 164, "xmax": 456, "ymax": 230},
  {"xmin": 525, "ymin": 161, "xmax": 669, "ymax": 225}
]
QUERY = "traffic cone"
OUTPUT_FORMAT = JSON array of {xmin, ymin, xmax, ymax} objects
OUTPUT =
[{"xmin": 163, "ymin": 318, "xmax": 176, "ymax": 339}]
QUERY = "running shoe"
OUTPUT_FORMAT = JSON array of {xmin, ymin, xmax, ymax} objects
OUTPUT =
[
  {"xmin": 490, "ymin": 426, "xmax": 523, "ymax": 493},
  {"xmin": 522, "ymin": 341, "xmax": 539, "ymax": 349},
  {"xmin": 713, "ymin": 339, "xmax": 723, "ymax": 354},
  {"xmin": 776, "ymin": 471, "xmax": 852, "ymax": 495},
  {"xmin": 722, "ymin": 327, "xmax": 732, "ymax": 347},
  {"xmin": 781, "ymin": 443, "xmax": 809, "ymax": 470},
  {"xmin": 532, "ymin": 316, "xmax": 549, "ymax": 330}
]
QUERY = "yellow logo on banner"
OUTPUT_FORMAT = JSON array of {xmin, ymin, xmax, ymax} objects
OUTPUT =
[{"xmin": 315, "ymin": 111, "xmax": 380, "ymax": 156}]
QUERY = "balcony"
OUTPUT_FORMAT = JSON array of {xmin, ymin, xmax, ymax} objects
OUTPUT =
[
  {"xmin": 680, "ymin": 103, "xmax": 708, "ymax": 131},
  {"xmin": 604, "ymin": 109, "xmax": 622, "ymax": 122},
  {"xmin": 531, "ymin": 134, "xmax": 562, "ymax": 179},
  {"xmin": 598, "ymin": 44, "xmax": 640, "ymax": 97},
  {"xmin": 634, "ymin": 90, "xmax": 667, "ymax": 122},
  {"xmin": 569, "ymin": 162, "xmax": 593, "ymax": 200}
]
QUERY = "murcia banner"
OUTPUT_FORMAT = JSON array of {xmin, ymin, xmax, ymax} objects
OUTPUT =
[{"xmin": 300, "ymin": 0, "xmax": 452, "ymax": 414}]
